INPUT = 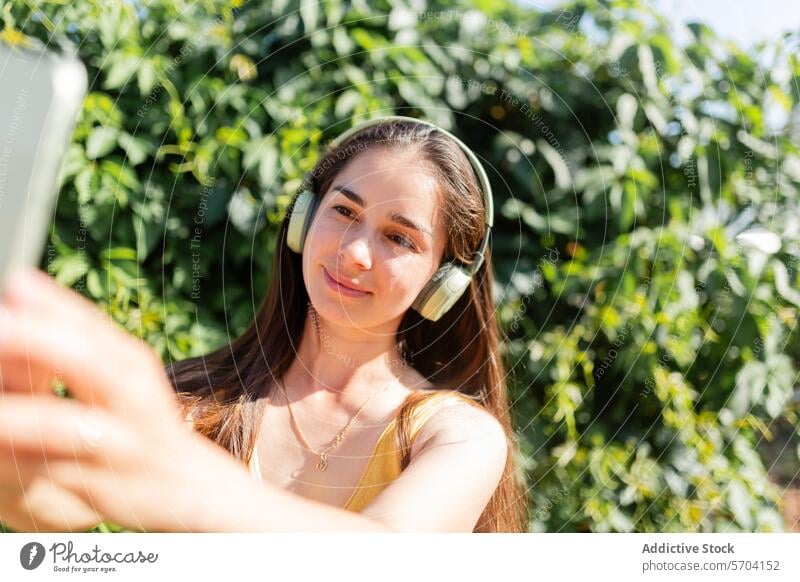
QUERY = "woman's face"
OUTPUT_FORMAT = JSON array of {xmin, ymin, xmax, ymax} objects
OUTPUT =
[{"xmin": 302, "ymin": 146, "xmax": 448, "ymax": 332}]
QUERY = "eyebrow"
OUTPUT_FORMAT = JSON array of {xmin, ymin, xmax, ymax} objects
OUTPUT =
[{"xmin": 332, "ymin": 185, "xmax": 433, "ymax": 238}]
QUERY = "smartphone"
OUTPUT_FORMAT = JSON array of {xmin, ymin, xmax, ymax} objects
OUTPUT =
[{"xmin": 0, "ymin": 42, "xmax": 87, "ymax": 295}]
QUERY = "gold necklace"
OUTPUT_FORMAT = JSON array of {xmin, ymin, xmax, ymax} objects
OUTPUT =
[
  {"xmin": 276, "ymin": 304, "xmax": 395, "ymax": 471},
  {"xmin": 275, "ymin": 377, "xmax": 393, "ymax": 471}
]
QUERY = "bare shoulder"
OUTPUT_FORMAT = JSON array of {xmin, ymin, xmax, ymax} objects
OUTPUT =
[
  {"xmin": 359, "ymin": 391, "xmax": 508, "ymax": 531},
  {"xmin": 410, "ymin": 391, "xmax": 508, "ymax": 462}
]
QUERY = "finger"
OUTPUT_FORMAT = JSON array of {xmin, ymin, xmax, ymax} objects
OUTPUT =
[
  {"xmin": 0, "ymin": 454, "xmax": 98, "ymax": 507},
  {"xmin": 0, "ymin": 392, "xmax": 128, "ymax": 463},
  {"xmin": 1, "ymin": 268, "xmax": 115, "ymax": 334},
  {"xmin": 0, "ymin": 353, "xmax": 61, "ymax": 395},
  {"xmin": 0, "ymin": 268, "xmax": 146, "ymax": 363},
  {"xmin": 0, "ymin": 453, "xmax": 40, "ymax": 489},
  {"xmin": 0, "ymin": 463, "xmax": 105, "ymax": 533},
  {"xmin": 0, "ymin": 303, "xmax": 178, "ymax": 424},
  {"xmin": 0, "ymin": 451, "xmax": 90, "ymax": 491},
  {"xmin": 0, "ymin": 267, "xmax": 155, "ymax": 383}
]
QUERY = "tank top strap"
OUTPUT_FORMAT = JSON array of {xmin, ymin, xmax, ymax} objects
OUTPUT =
[
  {"xmin": 405, "ymin": 389, "xmax": 483, "ymax": 444},
  {"xmin": 341, "ymin": 389, "xmax": 481, "ymax": 512},
  {"xmin": 248, "ymin": 389, "xmax": 484, "ymax": 512}
]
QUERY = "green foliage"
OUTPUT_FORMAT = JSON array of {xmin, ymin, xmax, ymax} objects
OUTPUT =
[{"xmin": 1, "ymin": 0, "xmax": 798, "ymax": 532}]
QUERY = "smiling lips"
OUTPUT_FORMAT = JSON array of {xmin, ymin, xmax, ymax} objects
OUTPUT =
[{"xmin": 322, "ymin": 267, "xmax": 371, "ymax": 298}]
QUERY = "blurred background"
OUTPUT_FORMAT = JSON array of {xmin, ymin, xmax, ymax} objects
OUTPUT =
[{"xmin": 1, "ymin": 0, "xmax": 798, "ymax": 532}]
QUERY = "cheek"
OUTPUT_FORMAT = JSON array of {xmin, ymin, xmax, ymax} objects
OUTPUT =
[
  {"xmin": 305, "ymin": 218, "xmax": 339, "ymax": 250},
  {"xmin": 301, "ymin": 222, "xmax": 332, "ymax": 284},
  {"xmin": 380, "ymin": 256, "xmax": 435, "ymax": 296},
  {"xmin": 302, "ymin": 221, "xmax": 350, "ymax": 270}
]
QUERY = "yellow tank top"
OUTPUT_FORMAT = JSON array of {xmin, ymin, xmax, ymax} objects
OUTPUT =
[{"xmin": 248, "ymin": 389, "xmax": 482, "ymax": 513}]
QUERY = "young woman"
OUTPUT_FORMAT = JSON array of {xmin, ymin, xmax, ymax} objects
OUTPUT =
[{"xmin": 0, "ymin": 117, "xmax": 529, "ymax": 533}]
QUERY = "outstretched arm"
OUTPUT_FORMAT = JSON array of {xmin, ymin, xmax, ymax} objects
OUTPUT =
[
  {"xmin": 0, "ymin": 269, "xmax": 504, "ymax": 532},
  {"xmin": 0, "ymin": 269, "xmax": 379, "ymax": 532}
]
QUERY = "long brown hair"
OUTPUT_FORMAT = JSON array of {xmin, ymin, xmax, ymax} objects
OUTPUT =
[{"xmin": 166, "ymin": 118, "xmax": 530, "ymax": 532}]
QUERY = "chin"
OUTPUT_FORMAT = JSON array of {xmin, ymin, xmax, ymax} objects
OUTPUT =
[{"xmin": 313, "ymin": 302, "xmax": 377, "ymax": 334}]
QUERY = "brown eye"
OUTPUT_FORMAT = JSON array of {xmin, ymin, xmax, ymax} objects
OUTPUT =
[
  {"xmin": 332, "ymin": 205, "xmax": 355, "ymax": 218},
  {"xmin": 388, "ymin": 234, "xmax": 415, "ymax": 250}
]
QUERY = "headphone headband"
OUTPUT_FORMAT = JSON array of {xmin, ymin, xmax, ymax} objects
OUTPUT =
[{"xmin": 324, "ymin": 115, "xmax": 493, "ymax": 274}]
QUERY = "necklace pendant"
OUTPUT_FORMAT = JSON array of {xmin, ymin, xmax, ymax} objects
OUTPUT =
[{"xmin": 316, "ymin": 453, "xmax": 328, "ymax": 471}]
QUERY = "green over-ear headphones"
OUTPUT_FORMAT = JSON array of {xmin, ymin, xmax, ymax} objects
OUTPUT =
[{"xmin": 285, "ymin": 115, "xmax": 494, "ymax": 322}]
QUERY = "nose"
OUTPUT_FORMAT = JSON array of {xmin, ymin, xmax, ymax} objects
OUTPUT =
[{"xmin": 338, "ymin": 232, "xmax": 373, "ymax": 271}]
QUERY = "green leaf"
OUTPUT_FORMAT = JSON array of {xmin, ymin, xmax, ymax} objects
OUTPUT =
[
  {"xmin": 216, "ymin": 126, "xmax": 248, "ymax": 147},
  {"xmin": 351, "ymin": 28, "xmax": 382, "ymax": 51},
  {"xmin": 86, "ymin": 127, "xmax": 119, "ymax": 160},
  {"xmin": 332, "ymin": 26, "xmax": 354, "ymax": 55},
  {"xmin": 104, "ymin": 56, "xmax": 139, "ymax": 90},
  {"xmin": 731, "ymin": 361, "xmax": 767, "ymax": 417},
  {"xmin": 299, "ymin": 0, "xmax": 319, "ymax": 32},
  {"xmin": 118, "ymin": 133, "xmax": 149, "ymax": 166},
  {"xmin": 227, "ymin": 187, "xmax": 267, "ymax": 235},
  {"xmin": 137, "ymin": 60, "xmax": 158, "ymax": 95},
  {"xmin": 536, "ymin": 139, "xmax": 571, "ymax": 190},
  {"xmin": 100, "ymin": 160, "xmax": 140, "ymax": 190},
  {"xmin": 606, "ymin": 508, "xmax": 634, "ymax": 532},
  {"xmin": 771, "ymin": 259, "xmax": 800, "ymax": 307},
  {"xmin": 258, "ymin": 145, "xmax": 279, "ymax": 190},
  {"xmin": 51, "ymin": 254, "xmax": 89, "ymax": 287},
  {"xmin": 727, "ymin": 480, "xmax": 754, "ymax": 530},
  {"xmin": 61, "ymin": 144, "xmax": 87, "ymax": 182},
  {"xmin": 637, "ymin": 44, "xmax": 664, "ymax": 106},
  {"xmin": 86, "ymin": 270, "xmax": 106, "ymax": 299},
  {"xmin": 620, "ymin": 180, "xmax": 637, "ymax": 231},
  {"xmin": 764, "ymin": 354, "xmax": 794, "ymax": 418},
  {"xmin": 335, "ymin": 89, "xmax": 362, "ymax": 119},
  {"xmin": 133, "ymin": 215, "xmax": 161, "ymax": 261},
  {"xmin": 229, "ymin": 54, "xmax": 257, "ymax": 82},
  {"xmin": 101, "ymin": 247, "xmax": 138, "ymax": 261},
  {"xmin": 617, "ymin": 93, "xmax": 637, "ymax": 129},
  {"xmin": 74, "ymin": 167, "xmax": 96, "ymax": 205}
]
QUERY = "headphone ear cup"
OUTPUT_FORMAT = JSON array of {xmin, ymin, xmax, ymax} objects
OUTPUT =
[
  {"xmin": 286, "ymin": 190, "xmax": 318, "ymax": 254},
  {"xmin": 411, "ymin": 263, "xmax": 472, "ymax": 322}
]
